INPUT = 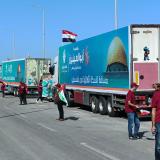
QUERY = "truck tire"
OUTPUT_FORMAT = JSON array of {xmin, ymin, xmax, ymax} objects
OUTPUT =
[
  {"xmin": 90, "ymin": 96, "xmax": 99, "ymax": 113},
  {"xmin": 13, "ymin": 89, "xmax": 17, "ymax": 96},
  {"xmin": 106, "ymin": 97, "xmax": 116, "ymax": 117},
  {"xmin": 66, "ymin": 91, "xmax": 74, "ymax": 107},
  {"xmin": 98, "ymin": 96, "xmax": 107, "ymax": 115}
]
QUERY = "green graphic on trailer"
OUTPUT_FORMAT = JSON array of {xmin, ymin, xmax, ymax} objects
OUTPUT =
[
  {"xmin": 2, "ymin": 60, "xmax": 25, "ymax": 82},
  {"xmin": 59, "ymin": 26, "xmax": 129, "ymax": 89}
]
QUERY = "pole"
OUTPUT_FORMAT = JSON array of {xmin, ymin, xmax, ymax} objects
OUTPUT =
[
  {"xmin": 42, "ymin": 8, "xmax": 45, "ymax": 59},
  {"xmin": 12, "ymin": 32, "xmax": 15, "ymax": 59},
  {"xmin": 115, "ymin": 0, "xmax": 118, "ymax": 29}
]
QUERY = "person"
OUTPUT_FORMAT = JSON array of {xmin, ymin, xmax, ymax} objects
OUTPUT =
[
  {"xmin": 54, "ymin": 83, "xmax": 66, "ymax": 121},
  {"xmin": 125, "ymin": 82, "xmax": 140, "ymax": 140},
  {"xmin": 36, "ymin": 79, "xmax": 43, "ymax": 103},
  {"xmin": 18, "ymin": 81, "xmax": 28, "ymax": 105},
  {"xmin": 1, "ymin": 82, "xmax": 6, "ymax": 98},
  {"xmin": 144, "ymin": 46, "xmax": 150, "ymax": 61},
  {"xmin": 151, "ymin": 83, "xmax": 160, "ymax": 160}
]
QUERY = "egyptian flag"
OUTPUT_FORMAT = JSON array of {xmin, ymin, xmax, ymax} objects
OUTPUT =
[{"xmin": 62, "ymin": 30, "xmax": 77, "ymax": 42}]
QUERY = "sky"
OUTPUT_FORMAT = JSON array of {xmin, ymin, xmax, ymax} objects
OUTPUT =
[{"xmin": 0, "ymin": 0, "xmax": 160, "ymax": 63}]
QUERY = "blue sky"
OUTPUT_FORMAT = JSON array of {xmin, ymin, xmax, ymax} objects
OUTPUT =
[{"xmin": 0, "ymin": 0, "xmax": 160, "ymax": 63}]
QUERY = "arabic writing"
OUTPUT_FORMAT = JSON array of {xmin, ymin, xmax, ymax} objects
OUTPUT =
[{"xmin": 72, "ymin": 76, "xmax": 108, "ymax": 85}]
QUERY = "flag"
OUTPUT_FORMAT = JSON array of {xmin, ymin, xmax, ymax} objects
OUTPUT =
[
  {"xmin": 58, "ymin": 90, "xmax": 68, "ymax": 106},
  {"xmin": 139, "ymin": 109, "xmax": 150, "ymax": 116},
  {"xmin": 62, "ymin": 30, "xmax": 77, "ymax": 42}
]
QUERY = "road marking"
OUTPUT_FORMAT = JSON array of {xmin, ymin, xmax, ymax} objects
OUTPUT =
[
  {"xmin": 19, "ymin": 114, "xmax": 27, "ymax": 118},
  {"xmin": 80, "ymin": 142, "xmax": 121, "ymax": 160},
  {"xmin": 37, "ymin": 123, "xmax": 57, "ymax": 132}
]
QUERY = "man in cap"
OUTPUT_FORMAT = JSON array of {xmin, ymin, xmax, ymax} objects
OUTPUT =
[
  {"xmin": 125, "ymin": 82, "xmax": 140, "ymax": 140},
  {"xmin": 54, "ymin": 83, "xmax": 65, "ymax": 121},
  {"xmin": 151, "ymin": 83, "xmax": 160, "ymax": 160}
]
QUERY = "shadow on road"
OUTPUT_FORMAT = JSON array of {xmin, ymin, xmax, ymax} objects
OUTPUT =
[{"xmin": 64, "ymin": 116, "xmax": 79, "ymax": 121}]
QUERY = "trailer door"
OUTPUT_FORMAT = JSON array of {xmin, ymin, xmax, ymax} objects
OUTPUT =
[{"xmin": 132, "ymin": 26, "xmax": 159, "ymax": 90}]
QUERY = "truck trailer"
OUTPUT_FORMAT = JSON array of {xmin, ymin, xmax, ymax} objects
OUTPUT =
[
  {"xmin": 53, "ymin": 24, "xmax": 160, "ymax": 116},
  {"xmin": 2, "ymin": 58, "xmax": 51, "ymax": 95}
]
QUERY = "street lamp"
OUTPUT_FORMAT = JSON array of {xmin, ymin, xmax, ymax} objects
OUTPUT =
[
  {"xmin": 33, "ymin": 5, "xmax": 46, "ymax": 58},
  {"xmin": 115, "ymin": 0, "xmax": 118, "ymax": 29},
  {"xmin": 12, "ymin": 32, "xmax": 15, "ymax": 59}
]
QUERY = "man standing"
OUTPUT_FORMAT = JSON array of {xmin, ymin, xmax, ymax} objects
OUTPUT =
[
  {"xmin": 125, "ymin": 82, "xmax": 140, "ymax": 140},
  {"xmin": 54, "ymin": 83, "xmax": 66, "ymax": 121},
  {"xmin": 151, "ymin": 83, "xmax": 160, "ymax": 160},
  {"xmin": 1, "ymin": 82, "xmax": 6, "ymax": 98},
  {"xmin": 36, "ymin": 79, "xmax": 43, "ymax": 103},
  {"xmin": 18, "ymin": 81, "xmax": 28, "ymax": 105}
]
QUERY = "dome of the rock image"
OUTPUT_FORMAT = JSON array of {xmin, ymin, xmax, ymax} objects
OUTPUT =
[{"xmin": 106, "ymin": 37, "xmax": 128, "ymax": 72}]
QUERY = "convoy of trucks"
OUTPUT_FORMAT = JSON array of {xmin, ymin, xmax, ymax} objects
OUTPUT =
[
  {"xmin": 0, "ymin": 24, "xmax": 159, "ymax": 117},
  {"xmin": 52, "ymin": 24, "xmax": 160, "ymax": 116},
  {"xmin": 1, "ymin": 58, "xmax": 51, "ymax": 95}
]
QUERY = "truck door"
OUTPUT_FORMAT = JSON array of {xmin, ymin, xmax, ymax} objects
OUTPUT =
[{"xmin": 132, "ymin": 26, "xmax": 159, "ymax": 90}]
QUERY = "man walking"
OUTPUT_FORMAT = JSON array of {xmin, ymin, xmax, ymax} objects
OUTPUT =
[
  {"xmin": 151, "ymin": 83, "xmax": 160, "ymax": 160},
  {"xmin": 125, "ymin": 82, "xmax": 140, "ymax": 140}
]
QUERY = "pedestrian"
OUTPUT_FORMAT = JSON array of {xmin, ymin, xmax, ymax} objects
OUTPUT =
[
  {"xmin": 54, "ymin": 83, "xmax": 66, "ymax": 121},
  {"xmin": 18, "ymin": 81, "xmax": 28, "ymax": 105},
  {"xmin": 1, "ymin": 82, "xmax": 6, "ymax": 98},
  {"xmin": 125, "ymin": 82, "xmax": 140, "ymax": 140},
  {"xmin": 36, "ymin": 79, "xmax": 43, "ymax": 103},
  {"xmin": 151, "ymin": 83, "xmax": 160, "ymax": 160}
]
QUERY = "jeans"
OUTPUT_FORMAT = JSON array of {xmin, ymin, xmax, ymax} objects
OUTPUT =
[
  {"xmin": 155, "ymin": 123, "xmax": 160, "ymax": 160},
  {"xmin": 127, "ymin": 112, "xmax": 140, "ymax": 137}
]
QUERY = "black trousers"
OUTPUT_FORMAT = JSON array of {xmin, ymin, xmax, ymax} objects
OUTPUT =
[
  {"xmin": 57, "ymin": 102, "xmax": 64, "ymax": 119},
  {"xmin": 19, "ymin": 93, "xmax": 27, "ymax": 105},
  {"xmin": 37, "ymin": 92, "xmax": 43, "ymax": 101},
  {"xmin": 2, "ymin": 91, "xmax": 5, "ymax": 97}
]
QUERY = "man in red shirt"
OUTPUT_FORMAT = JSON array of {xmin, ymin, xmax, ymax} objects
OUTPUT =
[
  {"xmin": 18, "ymin": 81, "xmax": 28, "ymax": 105},
  {"xmin": 125, "ymin": 82, "xmax": 140, "ymax": 140},
  {"xmin": 36, "ymin": 79, "xmax": 43, "ymax": 103},
  {"xmin": 151, "ymin": 83, "xmax": 160, "ymax": 160},
  {"xmin": 1, "ymin": 82, "xmax": 6, "ymax": 98}
]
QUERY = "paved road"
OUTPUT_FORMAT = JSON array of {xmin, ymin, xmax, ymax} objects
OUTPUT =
[{"xmin": 0, "ymin": 95, "xmax": 155, "ymax": 160}]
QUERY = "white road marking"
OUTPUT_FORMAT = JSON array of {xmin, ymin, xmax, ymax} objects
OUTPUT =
[
  {"xmin": 80, "ymin": 142, "xmax": 121, "ymax": 160},
  {"xmin": 19, "ymin": 114, "xmax": 27, "ymax": 118},
  {"xmin": 37, "ymin": 123, "xmax": 57, "ymax": 132}
]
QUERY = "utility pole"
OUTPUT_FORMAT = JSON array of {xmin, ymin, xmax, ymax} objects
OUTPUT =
[
  {"xmin": 115, "ymin": 0, "xmax": 118, "ymax": 29},
  {"xmin": 12, "ymin": 32, "xmax": 15, "ymax": 59},
  {"xmin": 42, "ymin": 8, "xmax": 45, "ymax": 59}
]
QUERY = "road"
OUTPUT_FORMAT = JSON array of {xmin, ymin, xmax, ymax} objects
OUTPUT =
[{"xmin": 0, "ymin": 95, "xmax": 155, "ymax": 160}]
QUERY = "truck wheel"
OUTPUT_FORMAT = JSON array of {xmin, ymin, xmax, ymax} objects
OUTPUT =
[
  {"xmin": 90, "ymin": 96, "xmax": 99, "ymax": 113},
  {"xmin": 13, "ymin": 89, "xmax": 17, "ymax": 96},
  {"xmin": 98, "ymin": 96, "xmax": 107, "ymax": 115},
  {"xmin": 66, "ymin": 91, "xmax": 74, "ymax": 107},
  {"xmin": 107, "ymin": 98, "xmax": 116, "ymax": 117}
]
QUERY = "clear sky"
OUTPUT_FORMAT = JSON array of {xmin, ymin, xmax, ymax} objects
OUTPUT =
[{"xmin": 0, "ymin": 0, "xmax": 160, "ymax": 63}]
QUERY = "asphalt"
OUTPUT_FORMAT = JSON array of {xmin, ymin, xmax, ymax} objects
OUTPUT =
[{"xmin": 0, "ymin": 95, "xmax": 155, "ymax": 160}]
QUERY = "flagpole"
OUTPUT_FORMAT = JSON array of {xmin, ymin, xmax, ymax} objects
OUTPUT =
[{"xmin": 115, "ymin": 0, "xmax": 118, "ymax": 29}]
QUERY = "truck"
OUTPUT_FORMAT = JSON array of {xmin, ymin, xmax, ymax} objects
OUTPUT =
[
  {"xmin": 2, "ymin": 58, "xmax": 51, "ymax": 96},
  {"xmin": 52, "ymin": 24, "xmax": 160, "ymax": 117}
]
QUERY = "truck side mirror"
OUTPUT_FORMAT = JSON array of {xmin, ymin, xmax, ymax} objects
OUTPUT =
[{"xmin": 49, "ymin": 65, "xmax": 55, "ymax": 75}]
